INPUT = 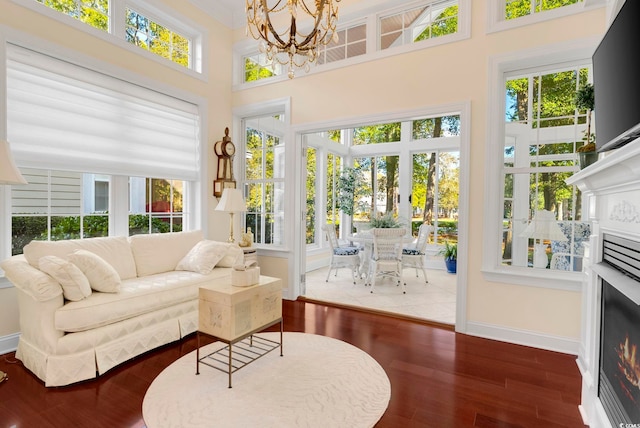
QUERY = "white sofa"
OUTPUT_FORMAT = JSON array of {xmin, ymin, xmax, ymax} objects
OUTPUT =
[{"xmin": 0, "ymin": 230, "xmax": 243, "ymax": 387}]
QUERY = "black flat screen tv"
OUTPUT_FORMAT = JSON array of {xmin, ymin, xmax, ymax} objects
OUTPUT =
[{"xmin": 592, "ymin": 0, "xmax": 640, "ymax": 152}]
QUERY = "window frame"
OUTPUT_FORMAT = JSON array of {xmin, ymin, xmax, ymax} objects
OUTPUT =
[
  {"xmin": 0, "ymin": 28, "xmax": 207, "ymax": 283},
  {"xmin": 482, "ymin": 38, "xmax": 599, "ymax": 291},
  {"xmin": 233, "ymin": 0, "xmax": 471, "ymax": 89},
  {"xmin": 12, "ymin": 0, "xmax": 207, "ymax": 79},
  {"xmin": 486, "ymin": 0, "xmax": 606, "ymax": 34}
]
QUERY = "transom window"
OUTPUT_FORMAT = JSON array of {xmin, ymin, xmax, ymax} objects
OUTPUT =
[
  {"xmin": 35, "ymin": 0, "xmax": 109, "ymax": 31},
  {"xmin": 126, "ymin": 8, "xmax": 191, "ymax": 68},
  {"xmin": 379, "ymin": 0, "xmax": 459, "ymax": 50},
  {"xmin": 27, "ymin": 0, "xmax": 199, "ymax": 71},
  {"xmin": 240, "ymin": 0, "xmax": 469, "ymax": 84},
  {"xmin": 505, "ymin": 0, "xmax": 584, "ymax": 20},
  {"xmin": 317, "ymin": 23, "xmax": 367, "ymax": 66}
]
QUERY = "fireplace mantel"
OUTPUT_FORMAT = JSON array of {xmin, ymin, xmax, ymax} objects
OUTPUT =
[
  {"xmin": 567, "ymin": 138, "xmax": 640, "ymax": 428},
  {"xmin": 568, "ymin": 139, "xmax": 640, "ymax": 194}
]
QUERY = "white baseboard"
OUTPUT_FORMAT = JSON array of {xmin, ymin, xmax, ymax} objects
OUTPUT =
[
  {"xmin": 0, "ymin": 333, "xmax": 19, "ymax": 355},
  {"xmin": 465, "ymin": 320, "xmax": 580, "ymax": 355}
]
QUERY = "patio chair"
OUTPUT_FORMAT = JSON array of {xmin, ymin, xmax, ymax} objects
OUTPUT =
[
  {"xmin": 402, "ymin": 223, "xmax": 432, "ymax": 283},
  {"xmin": 322, "ymin": 224, "xmax": 360, "ymax": 284},
  {"xmin": 368, "ymin": 227, "xmax": 407, "ymax": 294}
]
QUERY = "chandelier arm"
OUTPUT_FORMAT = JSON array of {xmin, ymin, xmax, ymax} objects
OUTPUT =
[
  {"xmin": 246, "ymin": 0, "xmax": 340, "ymax": 78},
  {"xmin": 293, "ymin": 1, "xmax": 327, "ymax": 50}
]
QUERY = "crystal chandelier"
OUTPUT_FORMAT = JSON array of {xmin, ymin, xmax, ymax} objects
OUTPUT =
[{"xmin": 246, "ymin": 0, "xmax": 340, "ymax": 79}]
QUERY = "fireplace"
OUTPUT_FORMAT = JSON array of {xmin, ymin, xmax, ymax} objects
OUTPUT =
[
  {"xmin": 598, "ymin": 234, "xmax": 640, "ymax": 426},
  {"xmin": 566, "ymin": 138, "xmax": 640, "ymax": 428}
]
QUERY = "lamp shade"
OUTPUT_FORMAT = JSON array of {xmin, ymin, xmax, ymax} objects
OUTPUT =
[
  {"xmin": 0, "ymin": 140, "xmax": 27, "ymax": 185},
  {"xmin": 215, "ymin": 188, "xmax": 246, "ymax": 213},
  {"xmin": 519, "ymin": 210, "xmax": 568, "ymax": 241}
]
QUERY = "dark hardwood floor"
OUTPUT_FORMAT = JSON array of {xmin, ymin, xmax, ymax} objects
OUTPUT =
[{"xmin": 0, "ymin": 300, "xmax": 586, "ymax": 428}]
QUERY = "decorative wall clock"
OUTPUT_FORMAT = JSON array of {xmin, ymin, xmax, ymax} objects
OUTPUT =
[{"xmin": 213, "ymin": 127, "xmax": 236, "ymax": 197}]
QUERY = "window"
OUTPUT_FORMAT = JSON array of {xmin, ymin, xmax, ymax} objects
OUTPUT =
[
  {"xmin": 129, "ymin": 177, "xmax": 184, "ymax": 235},
  {"xmin": 25, "ymin": 0, "xmax": 201, "ymax": 71},
  {"xmin": 237, "ymin": 0, "xmax": 469, "ymax": 85},
  {"xmin": 126, "ymin": 8, "xmax": 191, "ymax": 68},
  {"xmin": 379, "ymin": 0, "xmax": 459, "ymax": 50},
  {"xmin": 244, "ymin": 53, "xmax": 280, "ymax": 82},
  {"xmin": 34, "ymin": 0, "xmax": 109, "ymax": 31},
  {"xmin": 11, "ymin": 169, "xmax": 109, "ymax": 255},
  {"xmin": 505, "ymin": 0, "xmax": 583, "ymax": 20},
  {"xmin": 317, "ymin": 23, "xmax": 367, "ymax": 66},
  {"xmin": 5, "ymin": 44, "xmax": 200, "ymax": 255},
  {"xmin": 244, "ymin": 114, "xmax": 286, "ymax": 246},
  {"xmin": 303, "ymin": 114, "xmax": 461, "ymax": 249},
  {"xmin": 500, "ymin": 64, "xmax": 590, "ymax": 271}
]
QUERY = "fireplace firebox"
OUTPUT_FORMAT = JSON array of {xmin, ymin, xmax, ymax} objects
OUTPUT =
[{"xmin": 598, "ymin": 234, "xmax": 640, "ymax": 426}]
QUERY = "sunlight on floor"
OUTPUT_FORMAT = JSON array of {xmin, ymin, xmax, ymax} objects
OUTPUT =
[{"xmin": 303, "ymin": 266, "xmax": 457, "ymax": 325}]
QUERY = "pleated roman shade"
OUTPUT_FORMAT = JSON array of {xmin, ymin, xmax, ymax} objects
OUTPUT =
[{"xmin": 6, "ymin": 44, "xmax": 200, "ymax": 181}]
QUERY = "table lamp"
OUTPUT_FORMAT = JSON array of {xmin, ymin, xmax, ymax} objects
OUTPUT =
[
  {"xmin": 215, "ymin": 188, "xmax": 246, "ymax": 243},
  {"xmin": 0, "ymin": 140, "xmax": 27, "ymax": 185},
  {"xmin": 0, "ymin": 140, "xmax": 25, "ymax": 386},
  {"xmin": 520, "ymin": 209, "xmax": 568, "ymax": 268}
]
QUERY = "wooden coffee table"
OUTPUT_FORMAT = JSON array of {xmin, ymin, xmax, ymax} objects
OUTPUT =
[{"xmin": 195, "ymin": 275, "xmax": 283, "ymax": 388}]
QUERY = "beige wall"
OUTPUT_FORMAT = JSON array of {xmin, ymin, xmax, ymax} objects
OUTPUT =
[
  {"xmin": 0, "ymin": 0, "xmax": 233, "ymax": 338},
  {"xmin": 231, "ymin": 3, "xmax": 606, "ymax": 342}
]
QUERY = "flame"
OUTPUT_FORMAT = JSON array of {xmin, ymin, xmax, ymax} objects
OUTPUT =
[{"xmin": 615, "ymin": 333, "xmax": 640, "ymax": 402}]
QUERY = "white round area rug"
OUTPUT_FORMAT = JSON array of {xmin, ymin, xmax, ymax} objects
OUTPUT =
[{"xmin": 143, "ymin": 332, "xmax": 391, "ymax": 428}]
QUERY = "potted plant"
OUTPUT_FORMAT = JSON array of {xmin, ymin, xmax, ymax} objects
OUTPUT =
[
  {"xmin": 574, "ymin": 84, "xmax": 598, "ymax": 169},
  {"xmin": 369, "ymin": 212, "xmax": 403, "ymax": 228},
  {"xmin": 439, "ymin": 240, "xmax": 457, "ymax": 274}
]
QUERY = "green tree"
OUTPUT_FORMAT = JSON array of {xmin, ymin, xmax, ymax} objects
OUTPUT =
[{"xmin": 415, "ymin": 5, "xmax": 458, "ymax": 41}]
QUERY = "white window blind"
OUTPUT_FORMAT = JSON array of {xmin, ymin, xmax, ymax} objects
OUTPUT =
[{"xmin": 6, "ymin": 44, "xmax": 200, "ymax": 181}]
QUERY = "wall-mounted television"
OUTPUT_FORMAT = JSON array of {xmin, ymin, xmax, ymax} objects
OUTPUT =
[{"xmin": 592, "ymin": 0, "xmax": 640, "ymax": 152}]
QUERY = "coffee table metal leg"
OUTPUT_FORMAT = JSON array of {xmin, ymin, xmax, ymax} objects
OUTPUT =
[
  {"xmin": 228, "ymin": 342, "xmax": 233, "ymax": 388},
  {"xmin": 196, "ymin": 332, "xmax": 200, "ymax": 375},
  {"xmin": 280, "ymin": 319, "xmax": 283, "ymax": 357}
]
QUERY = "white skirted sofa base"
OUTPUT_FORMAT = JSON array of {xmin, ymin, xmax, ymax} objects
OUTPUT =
[{"xmin": 1, "ymin": 230, "xmax": 243, "ymax": 387}]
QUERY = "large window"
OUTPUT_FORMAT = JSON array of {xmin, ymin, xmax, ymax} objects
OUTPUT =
[
  {"xmin": 500, "ymin": 64, "xmax": 590, "ymax": 271},
  {"xmin": 244, "ymin": 114, "xmax": 286, "ymax": 246},
  {"xmin": 5, "ymin": 44, "xmax": 200, "ymax": 256},
  {"xmin": 10, "ymin": 172, "xmax": 184, "ymax": 255},
  {"xmin": 304, "ymin": 114, "xmax": 460, "ymax": 252}
]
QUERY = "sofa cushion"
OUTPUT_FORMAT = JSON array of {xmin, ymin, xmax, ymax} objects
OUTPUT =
[
  {"xmin": 176, "ymin": 240, "xmax": 228, "ymax": 275},
  {"xmin": 39, "ymin": 256, "xmax": 92, "ymax": 302},
  {"xmin": 23, "ymin": 237, "xmax": 137, "ymax": 280},
  {"xmin": 0, "ymin": 256, "xmax": 63, "ymax": 301},
  {"xmin": 129, "ymin": 230, "xmax": 204, "ymax": 277},
  {"xmin": 68, "ymin": 250, "xmax": 121, "ymax": 293},
  {"xmin": 54, "ymin": 268, "xmax": 232, "ymax": 333}
]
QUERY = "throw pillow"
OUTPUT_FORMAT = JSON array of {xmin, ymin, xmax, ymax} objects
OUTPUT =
[
  {"xmin": 68, "ymin": 249, "xmax": 122, "ymax": 293},
  {"xmin": 176, "ymin": 240, "xmax": 228, "ymax": 275},
  {"xmin": 39, "ymin": 255, "xmax": 92, "ymax": 301}
]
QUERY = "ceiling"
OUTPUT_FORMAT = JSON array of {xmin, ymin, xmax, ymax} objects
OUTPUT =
[
  {"xmin": 186, "ymin": 0, "xmax": 243, "ymax": 29},
  {"xmin": 187, "ymin": 0, "xmax": 418, "ymax": 30}
]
